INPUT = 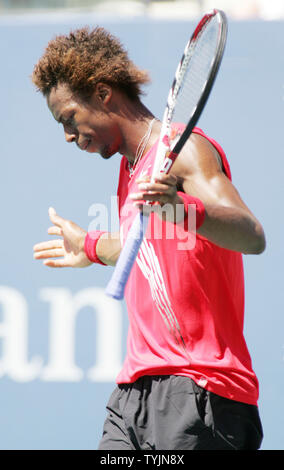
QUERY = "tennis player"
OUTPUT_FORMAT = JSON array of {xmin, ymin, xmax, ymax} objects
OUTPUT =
[{"xmin": 32, "ymin": 27, "xmax": 265, "ymax": 450}]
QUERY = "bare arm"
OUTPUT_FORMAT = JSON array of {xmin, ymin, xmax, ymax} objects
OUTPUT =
[
  {"xmin": 130, "ymin": 133, "xmax": 266, "ymax": 255},
  {"xmin": 180, "ymin": 135, "xmax": 265, "ymax": 254},
  {"xmin": 95, "ymin": 232, "xmax": 121, "ymax": 266},
  {"xmin": 33, "ymin": 207, "xmax": 121, "ymax": 267}
]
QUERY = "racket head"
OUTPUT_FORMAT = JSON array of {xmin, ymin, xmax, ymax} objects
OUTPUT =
[{"xmin": 153, "ymin": 9, "xmax": 228, "ymax": 176}]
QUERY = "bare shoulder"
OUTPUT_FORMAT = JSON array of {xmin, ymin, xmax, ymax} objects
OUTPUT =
[
  {"xmin": 171, "ymin": 131, "xmax": 239, "ymax": 206},
  {"xmin": 172, "ymin": 132, "xmax": 224, "ymax": 184}
]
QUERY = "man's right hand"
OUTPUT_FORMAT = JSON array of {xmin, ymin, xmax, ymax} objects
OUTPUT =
[{"xmin": 33, "ymin": 207, "xmax": 92, "ymax": 268}]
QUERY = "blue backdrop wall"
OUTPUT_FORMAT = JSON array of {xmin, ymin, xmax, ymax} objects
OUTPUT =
[{"xmin": 0, "ymin": 12, "xmax": 283, "ymax": 450}]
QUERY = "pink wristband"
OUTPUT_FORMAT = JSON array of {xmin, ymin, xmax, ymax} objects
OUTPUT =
[
  {"xmin": 84, "ymin": 231, "xmax": 107, "ymax": 265},
  {"xmin": 177, "ymin": 191, "xmax": 205, "ymax": 230}
]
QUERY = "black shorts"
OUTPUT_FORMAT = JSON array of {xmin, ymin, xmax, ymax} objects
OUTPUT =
[{"xmin": 98, "ymin": 375, "xmax": 263, "ymax": 450}]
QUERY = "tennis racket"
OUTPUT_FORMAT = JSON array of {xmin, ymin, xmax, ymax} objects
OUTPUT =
[{"xmin": 106, "ymin": 9, "xmax": 227, "ymax": 300}]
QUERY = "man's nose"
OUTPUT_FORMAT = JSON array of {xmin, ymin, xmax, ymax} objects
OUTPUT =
[{"xmin": 64, "ymin": 130, "xmax": 76, "ymax": 143}]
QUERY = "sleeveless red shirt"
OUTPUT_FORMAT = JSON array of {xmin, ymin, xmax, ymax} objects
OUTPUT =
[{"xmin": 115, "ymin": 127, "xmax": 259, "ymax": 406}]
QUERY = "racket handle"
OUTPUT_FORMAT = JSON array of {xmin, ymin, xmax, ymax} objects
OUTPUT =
[{"xmin": 105, "ymin": 212, "xmax": 149, "ymax": 300}]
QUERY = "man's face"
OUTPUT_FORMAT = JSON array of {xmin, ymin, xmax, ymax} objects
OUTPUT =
[{"xmin": 47, "ymin": 83, "xmax": 122, "ymax": 159}]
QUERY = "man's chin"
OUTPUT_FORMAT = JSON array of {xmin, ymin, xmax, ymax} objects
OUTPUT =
[
  {"xmin": 84, "ymin": 145, "xmax": 107, "ymax": 157},
  {"xmin": 101, "ymin": 146, "xmax": 118, "ymax": 159},
  {"xmin": 85, "ymin": 144, "xmax": 117, "ymax": 159},
  {"xmin": 101, "ymin": 153, "xmax": 113, "ymax": 160}
]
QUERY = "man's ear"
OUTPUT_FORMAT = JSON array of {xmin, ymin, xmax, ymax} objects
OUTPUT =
[{"xmin": 95, "ymin": 82, "xmax": 112, "ymax": 104}]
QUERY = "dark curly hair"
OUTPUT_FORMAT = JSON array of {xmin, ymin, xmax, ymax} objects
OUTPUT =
[{"xmin": 32, "ymin": 26, "xmax": 150, "ymax": 100}]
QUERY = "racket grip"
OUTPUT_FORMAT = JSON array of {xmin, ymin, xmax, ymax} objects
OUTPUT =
[{"xmin": 105, "ymin": 212, "xmax": 149, "ymax": 300}]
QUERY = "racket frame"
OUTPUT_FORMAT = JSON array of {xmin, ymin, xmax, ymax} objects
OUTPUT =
[{"xmin": 154, "ymin": 9, "xmax": 228, "ymax": 178}]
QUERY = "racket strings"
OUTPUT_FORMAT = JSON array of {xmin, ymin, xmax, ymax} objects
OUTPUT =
[{"xmin": 172, "ymin": 18, "xmax": 220, "ymax": 127}]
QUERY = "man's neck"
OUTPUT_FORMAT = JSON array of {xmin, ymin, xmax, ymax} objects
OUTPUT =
[
  {"xmin": 106, "ymin": 89, "xmax": 161, "ymax": 163},
  {"xmin": 119, "ymin": 109, "xmax": 161, "ymax": 164}
]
